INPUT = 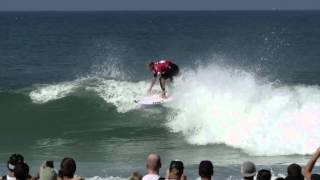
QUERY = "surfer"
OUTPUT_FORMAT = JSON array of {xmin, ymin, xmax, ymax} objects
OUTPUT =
[{"xmin": 147, "ymin": 59, "xmax": 179, "ymax": 98}]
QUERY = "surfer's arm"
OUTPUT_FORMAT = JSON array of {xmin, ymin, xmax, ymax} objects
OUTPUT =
[
  {"xmin": 148, "ymin": 76, "xmax": 157, "ymax": 94},
  {"xmin": 303, "ymin": 147, "xmax": 320, "ymax": 180}
]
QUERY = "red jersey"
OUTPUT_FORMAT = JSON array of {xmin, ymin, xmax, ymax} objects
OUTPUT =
[{"xmin": 153, "ymin": 60, "xmax": 172, "ymax": 75}]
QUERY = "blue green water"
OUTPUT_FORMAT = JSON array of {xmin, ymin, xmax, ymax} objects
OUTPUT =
[{"xmin": 1, "ymin": 11, "xmax": 320, "ymax": 179}]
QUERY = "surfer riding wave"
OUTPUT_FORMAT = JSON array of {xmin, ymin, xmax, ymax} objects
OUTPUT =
[{"xmin": 147, "ymin": 59, "xmax": 180, "ymax": 98}]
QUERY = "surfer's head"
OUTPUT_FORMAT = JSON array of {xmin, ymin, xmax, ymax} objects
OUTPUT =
[{"xmin": 147, "ymin": 61, "xmax": 155, "ymax": 71}]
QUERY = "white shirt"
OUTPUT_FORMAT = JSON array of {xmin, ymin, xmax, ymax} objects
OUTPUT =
[
  {"xmin": 142, "ymin": 174, "xmax": 160, "ymax": 180},
  {"xmin": 6, "ymin": 175, "xmax": 16, "ymax": 180}
]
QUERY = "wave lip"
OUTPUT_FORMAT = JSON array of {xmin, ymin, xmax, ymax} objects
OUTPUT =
[
  {"xmin": 28, "ymin": 76, "xmax": 151, "ymax": 113},
  {"xmin": 28, "ymin": 58, "xmax": 158, "ymax": 112},
  {"xmin": 29, "ymin": 81, "xmax": 80, "ymax": 104}
]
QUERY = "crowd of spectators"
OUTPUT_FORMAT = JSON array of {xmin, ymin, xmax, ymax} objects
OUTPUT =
[
  {"xmin": 1, "ymin": 147, "xmax": 320, "ymax": 180},
  {"xmin": 0, "ymin": 155, "xmax": 82, "ymax": 180}
]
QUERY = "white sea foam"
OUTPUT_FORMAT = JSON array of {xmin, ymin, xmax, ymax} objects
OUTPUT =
[
  {"xmin": 166, "ymin": 64, "xmax": 320, "ymax": 155},
  {"xmin": 29, "ymin": 76, "xmax": 156, "ymax": 113},
  {"xmin": 29, "ymin": 81, "xmax": 80, "ymax": 104},
  {"xmin": 29, "ymin": 60, "xmax": 147, "ymax": 112}
]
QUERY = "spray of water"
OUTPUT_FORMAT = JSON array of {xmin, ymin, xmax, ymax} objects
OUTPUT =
[{"xmin": 166, "ymin": 64, "xmax": 320, "ymax": 155}]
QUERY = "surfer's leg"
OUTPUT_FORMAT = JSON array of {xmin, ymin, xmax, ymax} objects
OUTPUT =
[
  {"xmin": 160, "ymin": 77, "xmax": 165, "ymax": 91},
  {"xmin": 160, "ymin": 77, "xmax": 166, "ymax": 97}
]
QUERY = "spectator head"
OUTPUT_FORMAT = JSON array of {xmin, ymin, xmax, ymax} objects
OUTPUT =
[
  {"xmin": 39, "ymin": 167, "xmax": 57, "ymax": 180},
  {"xmin": 311, "ymin": 174, "xmax": 320, "ymax": 180},
  {"xmin": 146, "ymin": 153, "xmax": 161, "ymax": 173},
  {"xmin": 286, "ymin": 163, "xmax": 303, "ymax": 180},
  {"xmin": 257, "ymin": 169, "xmax": 271, "ymax": 180},
  {"xmin": 168, "ymin": 160, "xmax": 184, "ymax": 179},
  {"xmin": 241, "ymin": 161, "xmax": 256, "ymax": 179},
  {"xmin": 7, "ymin": 154, "xmax": 24, "ymax": 172},
  {"xmin": 275, "ymin": 178, "xmax": 285, "ymax": 180},
  {"xmin": 59, "ymin": 157, "xmax": 76, "ymax": 179},
  {"xmin": 128, "ymin": 171, "xmax": 142, "ymax": 180},
  {"xmin": 13, "ymin": 163, "xmax": 29, "ymax": 180},
  {"xmin": 198, "ymin": 160, "xmax": 214, "ymax": 179}
]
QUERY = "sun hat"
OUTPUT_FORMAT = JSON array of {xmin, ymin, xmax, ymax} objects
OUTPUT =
[{"xmin": 241, "ymin": 161, "xmax": 256, "ymax": 177}]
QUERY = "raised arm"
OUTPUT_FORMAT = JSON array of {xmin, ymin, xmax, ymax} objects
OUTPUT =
[{"xmin": 303, "ymin": 147, "xmax": 320, "ymax": 180}]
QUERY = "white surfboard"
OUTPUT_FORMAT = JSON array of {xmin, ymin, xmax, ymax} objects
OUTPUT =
[{"xmin": 136, "ymin": 94, "xmax": 173, "ymax": 105}]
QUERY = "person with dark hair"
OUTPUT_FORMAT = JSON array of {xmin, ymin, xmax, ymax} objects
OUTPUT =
[
  {"xmin": 311, "ymin": 174, "xmax": 320, "ymax": 180},
  {"xmin": 257, "ymin": 169, "xmax": 272, "ymax": 180},
  {"xmin": 142, "ymin": 153, "xmax": 162, "ymax": 180},
  {"xmin": 198, "ymin": 160, "xmax": 214, "ymax": 180},
  {"xmin": 1, "ymin": 154, "xmax": 24, "ymax": 180},
  {"xmin": 147, "ymin": 59, "xmax": 179, "ymax": 98},
  {"xmin": 13, "ymin": 163, "xmax": 29, "ymax": 180},
  {"xmin": 285, "ymin": 163, "xmax": 304, "ymax": 180},
  {"xmin": 241, "ymin": 161, "xmax": 256, "ymax": 180},
  {"xmin": 304, "ymin": 147, "xmax": 320, "ymax": 180},
  {"xmin": 166, "ymin": 160, "xmax": 186, "ymax": 180},
  {"xmin": 275, "ymin": 178, "xmax": 285, "ymax": 180},
  {"xmin": 58, "ymin": 157, "xmax": 82, "ymax": 180}
]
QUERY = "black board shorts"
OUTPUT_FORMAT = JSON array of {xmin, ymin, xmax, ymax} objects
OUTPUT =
[{"xmin": 161, "ymin": 63, "xmax": 179, "ymax": 80}]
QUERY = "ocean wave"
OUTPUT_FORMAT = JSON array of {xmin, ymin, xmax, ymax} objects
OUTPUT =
[
  {"xmin": 166, "ymin": 64, "xmax": 320, "ymax": 155},
  {"xmin": 28, "ymin": 76, "xmax": 153, "ymax": 113},
  {"xmin": 28, "ymin": 62, "xmax": 320, "ymax": 156},
  {"xmin": 29, "ymin": 59, "xmax": 148, "ymax": 112}
]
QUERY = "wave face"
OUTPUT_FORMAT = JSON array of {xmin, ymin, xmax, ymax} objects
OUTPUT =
[{"xmin": 166, "ymin": 64, "xmax": 320, "ymax": 155}]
